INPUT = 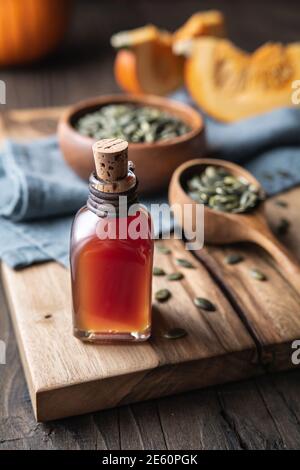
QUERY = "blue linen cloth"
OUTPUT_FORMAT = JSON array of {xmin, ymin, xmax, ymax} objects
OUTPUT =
[
  {"xmin": 172, "ymin": 90, "xmax": 300, "ymax": 195},
  {"xmin": 0, "ymin": 137, "xmax": 88, "ymax": 268},
  {"xmin": 1, "ymin": 97, "xmax": 300, "ymax": 269}
]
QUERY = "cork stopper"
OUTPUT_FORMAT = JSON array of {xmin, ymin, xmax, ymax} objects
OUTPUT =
[{"xmin": 92, "ymin": 138, "xmax": 128, "ymax": 182}]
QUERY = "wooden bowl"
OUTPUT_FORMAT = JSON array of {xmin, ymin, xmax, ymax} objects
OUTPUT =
[{"xmin": 58, "ymin": 94, "xmax": 205, "ymax": 194}]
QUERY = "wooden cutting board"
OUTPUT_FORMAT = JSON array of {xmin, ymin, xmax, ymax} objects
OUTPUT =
[{"xmin": 1, "ymin": 107, "xmax": 300, "ymax": 422}]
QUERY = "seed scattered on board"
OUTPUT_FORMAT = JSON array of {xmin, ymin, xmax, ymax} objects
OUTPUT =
[
  {"xmin": 153, "ymin": 267, "xmax": 166, "ymax": 276},
  {"xmin": 157, "ymin": 246, "xmax": 171, "ymax": 255},
  {"xmin": 167, "ymin": 272, "xmax": 184, "ymax": 281},
  {"xmin": 163, "ymin": 327, "xmax": 187, "ymax": 340},
  {"xmin": 155, "ymin": 289, "xmax": 171, "ymax": 302},
  {"xmin": 176, "ymin": 258, "xmax": 195, "ymax": 269},
  {"xmin": 277, "ymin": 218, "xmax": 290, "ymax": 236},
  {"xmin": 249, "ymin": 268, "xmax": 267, "ymax": 281},
  {"xmin": 275, "ymin": 199, "xmax": 288, "ymax": 208},
  {"xmin": 194, "ymin": 297, "xmax": 216, "ymax": 312},
  {"xmin": 224, "ymin": 254, "xmax": 244, "ymax": 265}
]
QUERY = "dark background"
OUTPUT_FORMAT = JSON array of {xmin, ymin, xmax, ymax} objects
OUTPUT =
[
  {"xmin": 1, "ymin": 0, "xmax": 300, "ymax": 451},
  {"xmin": 1, "ymin": 0, "xmax": 300, "ymax": 109}
]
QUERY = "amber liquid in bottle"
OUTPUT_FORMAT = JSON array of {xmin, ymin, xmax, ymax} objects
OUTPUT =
[{"xmin": 70, "ymin": 139, "xmax": 153, "ymax": 342}]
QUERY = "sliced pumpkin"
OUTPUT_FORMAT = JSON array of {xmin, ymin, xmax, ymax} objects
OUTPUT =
[
  {"xmin": 111, "ymin": 25, "xmax": 184, "ymax": 95},
  {"xmin": 173, "ymin": 10, "xmax": 226, "ymax": 43},
  {"xmin": 185, "ymin": 38, "xmax": 300, "ymax": 121}
]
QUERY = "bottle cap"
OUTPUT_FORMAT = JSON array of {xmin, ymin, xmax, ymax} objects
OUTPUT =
[
  {"xmin": 91, "ymin": 138, "xmax": 136, "ymax": 193},
  {"xmin": 92, "ymin": 138, "xmax": 128, "ymax": 182}
]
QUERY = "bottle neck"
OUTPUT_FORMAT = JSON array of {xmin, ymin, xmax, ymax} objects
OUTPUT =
[{"xmin": 87, "ymin": 172, "xmax": 139, "ymax": 218}]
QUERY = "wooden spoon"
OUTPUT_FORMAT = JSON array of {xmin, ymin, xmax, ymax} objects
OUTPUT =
[{"xmin": 169, "ymin": 158, "xmax": 300, "ymax": 291}]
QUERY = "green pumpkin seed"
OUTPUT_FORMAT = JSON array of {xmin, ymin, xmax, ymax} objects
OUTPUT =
[
  {"xmin": 167, "ymin": 272, "xmax": 184, "ymax": 281},
  {"xmin": 249, "ymin": 269, "xmax": 267, "ymax": 281},
  {"xmin": 157, "ymin": 246, "xmax": 171, "ymax": 255},
  {"xmin": 153, "ymin": 267, "xmax": 166, "ymax": 276},
  {"xmin": 224, "ymin": 254, "xmax": 244, "ymax": 265},
  {"xmin": 163, "ymin": 327, "xmax": 187, "ymax": 340},
  {"xmin": 155, "ymin": 289, "xmax": 171, "ymax": 302},
  {"xmin": 223, "ymin": 176, "xmax": 237, "ymax": 185},
  {"xmin": 194, "ymin": 297, "xmax": 216, "ymax": 311},
  {"xmin": 262, "ymin": 172, "xmax": 274, "ymax": 181},
  {"xmin": 75, "ymin": 104, "xmax": 190, "ymax": 143},
  {"xmin": 277, "ymin": 169, "xmax": 291, "ymax": 178},
  {"xmin": 277, "ymin": 218, "xmax": 290, "ymax": 235},
  {"xmin": 187, "ymin": 165, "xmax": 263, "ymax": 214},
  {"xmin": 176, "ymin": 258, "xmax": 195, "ymax": 269},
  {"xmin": 197, "ymin": 192, "xmax": 209, "ymax": 203},
  {"xmin": 274, "ymin": 199, "xmax": 288, "ymax": 208},
  {"xmin": 205, "ymin": 166, "xmax": 218, "ymax": 178}
]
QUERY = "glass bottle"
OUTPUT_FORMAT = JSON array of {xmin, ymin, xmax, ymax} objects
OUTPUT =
[{"xmin": 70, "ymin": 139, "xmax": 153, "ymax": 342}]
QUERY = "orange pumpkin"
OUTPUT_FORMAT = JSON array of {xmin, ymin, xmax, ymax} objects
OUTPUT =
[
  {"xmin": 111, "ymin": 12, "xmax": 227, "ymax": 96},
  {"xmin": 173, "ymin": 10, "xmax": 226, "ymax": 43},
  {"xmin": 111, "ymin": 25, "xmax": 184, "ymax": 95},
  {"xmin": 185, "ymin": 38, "xmax": 300, "ymax": 121},
  {"xmin": 0, "ymin": 0, "xmax": 70, "ymax": 67}
]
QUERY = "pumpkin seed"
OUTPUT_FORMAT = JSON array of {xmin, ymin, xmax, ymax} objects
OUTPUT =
[
  {"xmin": 153, "ymin": 267, "xmax": 165, "ymax": 276},
  {"xmin": 205, "ymin": 166, "xmax": 218, "ymax": 179},
  {"xmin": 262, "ymin": 172, "xmax": 274, "ymax": 181},
  {"xmin": 155, "ymin": 289, "xmax": 171, "ymax": 302},
  {"xmin": 249, "ymin": 268, "xmax": 267, "ymax": 281},
  {"xmin": 274, "ymin": 199, "xmax": 288, "ymax": 208},
  {"xmin": 194, "ymin": 297, "xmax": 216, "ymax": 311},
  {"xmin": 224, "ymin": 254, "xmax": 244, "ymax": 265},
  {"xmin": 75, "ymin": 104, "xmax": 190, "ymax": 143},
  {"xmin": 277, "ymin": 218, "xmax": 290, "ymax": 235},
  {"xmin": 277, "ymin": 169, "xmax": 291, "ymax": 178},
  {"xmin": 163, "ymin": 327, "xmax": 187, "ymax": 340},
  {"xmin": 167, "ymin": 272, "xmax": 184, "ymax": 281},
  {"xmin": 176, "ymin": 258, "xmax": 195, "ymax": 269},
  {"xmin": 157, "ymin": 246, "xmax": 171, "ymax": 255},
  {"xmin": 187, "ymin": 166, "xmax": 263, "ymax": 214}
]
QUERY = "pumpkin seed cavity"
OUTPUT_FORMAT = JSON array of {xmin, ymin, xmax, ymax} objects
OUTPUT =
[{"xmin": 187, "ymin": 166, "xmax": 264, "ymax": 213}]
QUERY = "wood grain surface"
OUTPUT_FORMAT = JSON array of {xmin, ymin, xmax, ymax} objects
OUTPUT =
[
  {"xmin": 1, "ymin": 0, "xmax": 300, "ymax": 449},
  {"xmin": 1, "ymin": 106, "xmax": 300, "ymax": 421}
]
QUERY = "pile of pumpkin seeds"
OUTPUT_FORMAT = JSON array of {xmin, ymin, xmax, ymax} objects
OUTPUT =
[
  {"xmin": 187, "ymin": 166, "xmax": 264, "ymax": 213},
  {"xmin": 75, "ymin": 104, "xmax": 190, "ymax": 143}
]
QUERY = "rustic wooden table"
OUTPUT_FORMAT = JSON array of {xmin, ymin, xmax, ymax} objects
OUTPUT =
[{"xmin": 1, "ymin": 0, "xmax": 300, "ymax": 450}]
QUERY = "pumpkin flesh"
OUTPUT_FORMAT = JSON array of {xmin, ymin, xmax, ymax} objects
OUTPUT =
[
  {"xmin": 112, "ymin": 25, "xmax": 184, "ymax": 95},
  {"xmin": 173, "ymin": 10, "xmax": 226, "ymax": 43},
  {"xmin": 185, "ymin": 38, "xmax": 300, "ymax": 121}
]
